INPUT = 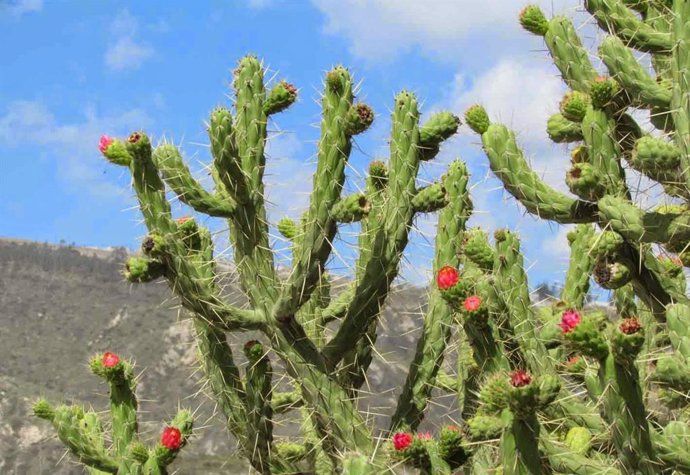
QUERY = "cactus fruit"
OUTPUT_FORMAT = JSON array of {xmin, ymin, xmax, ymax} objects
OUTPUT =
[{"xmin": 34, "ymin": 1, "xmax": 690, "ymax": 471}]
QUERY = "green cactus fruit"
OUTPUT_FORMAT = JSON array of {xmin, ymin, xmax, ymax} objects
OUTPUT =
[
  {"xmin": 99, "ymin": 136, "xmax": 131, "ymax": 166},
  {"xmin": 547, "ymin": 113, "xmax": 583, "ymax": 143},
  {"xmin": 345, "ymin": 103, "xmax": 374, "ymax": 136},
  {"xmin": 566, "ymin": 162, "xmax": 606, "ymax": 201},
  {"xmin": 264, "ymin": 81, "xmax": 298, "ymax": 115},
  {"xmin": 332, "ymin": 194, "xmax": 370, "ymax": 222},
  {"xmin": 275, "ymin": 442, "xmax": 308, "ymax": 462},
  {"xmin": 562, "ymin": 354, "xmax": 587, "ymax": 374},
  {"xmin": 461, "ymin": 294, "xmax": 489, "ymax": 326},
  {"xmin": 130, "ymin": 441, "xmax": 150, "ymax": 463},
  {"xmin": 124, "ymin": 256, "xmax": 165, "ymax": 283},
  {"xmin": 465, "ymin": 105, "xmax": 490, "ymax": 134},
  {"xmin": 141, "ymin": 234, "xmax": 167, "ymax": 258},
  {"xmin": 463, "ymin": 229, "xmax": 495, "ymax": 272},
  {"xmin": 411, "ymin": 183, "xmax": 447, "ymax": 212},
  {"xmin": 560, "ymin": 91, "xmax": 590, "ymax": 122},
  {"xmin": 480, "ymin": 373, "xmax": 512, "ymax": 413},
  {"xmin": 243, "ymin": 340, "xmax": 264, "ymax": 361},
  {"xmin": 437, "ymin": 266, "xmax": 471, "ymax": 305},
  {"xmin": 632, "ymin": 136, "xmax": 681, "ymax": 171},
  {"xmin": 564, "ymin": 426, "xmax": 593, "ymax": 454},
  {"xmin": 325, "ymin": 65, "xmax": 349, "ymax": 93},
  {"xmin": 589, "ymin": 76, "xmax": 621, "ymax": 108},
  {"xmin": 519, "ymin": 5, "xmax": 549, "ymax": 36},
  {"xmin": 507, "ymin": 370, "xmax": 540, "ymax": 418},
  {"xmin": 611, "ymin": 317, "xmax": 645, "ymax": 361},
  {"xmin": 368, "ymin": 160, "xmax": 388, "ymax": 189},
  {"xmin": 467, "ymin": 414, "xmax": 505, "ymax": 441},
  {"xmin": 277, "ymin": 217, "xmax": 298, "ymax": 240},
  {"xmin": 32, "ymin": 399, "xmax": 55, "ymax": 420},
  {"xmin": 175, "ymin": 216, "xmax": 202, "ymax": 249},
  {"xmin": 589, "ymin": 230, "xmax": 625, "ymax": 259},
  {"xmin": 438, "ymin": 425, "xmax": 469, "ymax": 469},
  {"xmin": 570, "ymin": 145, "xmax": 589, "ymax": 164},
  {"xmin": 124, "ymin": 131, "xmax": 152, "ymax": 161},
  {"xmin": 419, "ymin": 111, "xmax": 460, "ymax": 153},
  {"xmin": 593, "ymin": 258, "xmax": 633, "ymax": 289},
  {"xmin": 561, "ymin": 311, "xmax": 609, "ymax": 360},
  {"xmin": 653, "ymin": 356, "xmax": 690, "ymax": 389}
]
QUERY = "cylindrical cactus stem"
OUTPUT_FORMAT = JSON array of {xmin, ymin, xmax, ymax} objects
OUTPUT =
[
  {"xmin": 670, "ymin": 0, "xmax": 690, "ymax": 190},
  {"xmin": 34, "ymin": 403, "xmax": 119, "ymax": 473},
  {"xmin": 560, "ymin": 224, "xmax": 596, "ymax": 308},
  {"xmin": 468, "ymin": 108, "xmax": 597, "ymax": 223},
  {"xmin": 666, "ymin": 303, "xmax": 690, "ymax": 358},
  {"xmin": 542, "ymin": 15, "xmax": 598, "ymax": 92},
  {"xmin": 547, "ymin": 112, "xmax": 584, "ymax": 143},
  {"xmin": 322, "ymin": 90, "xmax": 426, "ymax": 366},
  {"xmin": 152, "ymin": 143, "xmax": 235, "ymax": 217},
  {"xmin": 89, "ymin": 352, "xmax": 139, "ymax": 458},
  {"xmin": 541, "ymin": 437, "xmax": 621, "ymax": 475},
  {"xmin": 580, "ymin": 107, "xmax": 627, "ymax": 196},
  {"xmin": 125, "ymin": 132, "xmax": 175, "ymax": 234},
  {"xmin": 584, "ymin": 0, "xmax": 672, "ymax": 53},
  {"xmin": 613, "ymin": 284, "xmax": 638, "ymax": 319},
  {"xmin": 242, "ymin": 340, "xmax": 274, "ymax": 473},
  {"xmin": 263, "ymin": 80, "xmax": 297, "ymax": 115},
  {"xmin": 599, "ymin": 35, "xmax": 671, "ymax": 109},
  {"xmin": 391, "ymin": 160, "xmax": 470, "ymax": 431},
  {"xmin": 411, "ymin": 182, "xmax": 448, "ymax": 213},
  {"xmin": 272, "ymin": 65, "xmax": 361, "ymax": 319},
  {"xmin": 418, "ymin": 111, "xmax": 460, "ymax": 161},
  {"xmin": 331, "ymin": 193, "xmax": 370, "ymax": 223},
  {"xmin": 208, "ymin": 106, "xmax": 250, "ymax": 205},
  {"xmin": 598, "ymin": 194, "xmax": 690, "ymax": 246},
  {"xmin": 599, "ymin": 318, "xmax": 657, "ymax": 474}
]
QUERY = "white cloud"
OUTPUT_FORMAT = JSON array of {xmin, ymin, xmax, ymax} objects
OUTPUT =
[
  {"xmin": 3, "ymin": 0, "xmax": 42, "ymax": 16},
  {"xmin": 0, "ymin": 100, "xmax": 152, "ymax": 198},
  {"xmin": 311, "ymin": 0, "xmax": 583, "ymax": 62},
  {"xmin": 105, "ymin": 10, "xmax": 154, "ymax": 72}
]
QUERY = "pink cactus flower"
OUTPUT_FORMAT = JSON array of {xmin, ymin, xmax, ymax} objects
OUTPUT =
[
  {"xmin": 99, "ymin": 135, "xmax": 114, "ymax": 154},
  {"xmin": 463, "ymin": 295, "xmax": 482, "ymax": 312},
  {"xmin": 559, "ymin": 309, "xmax": 582, "ymax": 334},
  {"xmin": 102, "ymin": 352, "xmax": 120, "ymax": 368},
  {"xmin": 510, "ymin": 369, "xmax": 532, "ymax": 388},
  {"xmin": 160, "ymin": 426, "xmax": 182, "ymax": 450},
  {"xmin": 392, "ymin": 432, "xmax": 413, "ymax": 451},
  {"xmin": 417, "ymin": 431, "xmax": 432, "ymax": 441},
  {"xmin": 437, "ymin": 266, "xmax": 459, "ymax": 290}
]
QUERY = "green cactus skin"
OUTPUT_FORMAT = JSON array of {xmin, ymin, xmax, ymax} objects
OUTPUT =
[
  {"xmin": 391, "ymin": 160, "xmax": 471, "ymax": 431},
  {"xmin": 547, "ymin": 112, "xmax": 585, "ymax": 143},
  {"xmin": 561, "ymin": 224, "xmax": 596, "ymax": 308},
  {"xmin": 35, "ymin": 356, "xmax": 193, "ymax": 475}
]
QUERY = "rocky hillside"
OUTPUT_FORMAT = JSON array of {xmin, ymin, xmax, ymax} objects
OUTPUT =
[{"xmin": 0, "ymin": 238, "xmax": 448, "ymax": 474}]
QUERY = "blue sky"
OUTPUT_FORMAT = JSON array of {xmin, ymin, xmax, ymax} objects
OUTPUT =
[{"xmin": 1, "ymin": 0, "xmax": 606, "ymax": 288}]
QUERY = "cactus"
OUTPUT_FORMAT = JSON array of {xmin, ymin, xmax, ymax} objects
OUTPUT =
[
  {"xmin": 34, "ymin": 352, "xmax": 193, "ymax": 474},
  {"xmin": 35, "ymin": 2, "xmax": 690, "ymax": 472}
]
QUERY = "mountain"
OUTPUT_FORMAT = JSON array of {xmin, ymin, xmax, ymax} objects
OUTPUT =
[{"xmin": 0, "ymin": 238, "xmax": 441, "ymax": 474}]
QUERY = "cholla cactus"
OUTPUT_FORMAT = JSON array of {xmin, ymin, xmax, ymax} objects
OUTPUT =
[
  {"xmin": 34, "ymin": 2, "xmax": 690, "ymax": 472},
  {"xmin": 33, "ymin": 352, "xmax": 193, "ymax": 475},
  {"xmin": 462, "ymin": 1, "xmax": 690, "ymax": 473}
]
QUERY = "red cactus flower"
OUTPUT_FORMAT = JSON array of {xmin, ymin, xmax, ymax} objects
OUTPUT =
[
  {"xmin": 161, "ymin": 426, "xmax": 182, "ymax": 450},
  {"xmin": 619, "ymin": 317, "xmax": 642, "ymax": 335},
  {"xmin": 437, "ymin": 266, "xmax": 459, "ymax": 290},
  {"xmin": 510, "ymin": 369, "xmax": 532, "ymax": 388},
  {"xmin": 559, "ymin": 309, "xmax": 582, "ymax": 334},
  {"xmin": 567, "ymin": 355, "xmax": 581, "ymax": 366},
  {"xmin": 417, "ymin": 431, "xmax": 432, "ymax": 440},
  {"xmin": 99, "ymin": 135, "xmax": 114, "ymax": 154},
  {"xmin": 595, "ymin": 75, "xmax": 609, "ymax": 83},
  {"xmin": 102, "ymin": 352, "xmax": 120, "ymax": 368},
  {"xmin": 463, "ymin": 295, "xmax": 482, "ymax": 312},
  {"xmin": 392, "ymin": 432, "xmax": 413, "ymax": 451},
  {"xmin": 445, "ymin": 424, "xmax": 460, "ymax": 432},
  {"xmin": 176, "ymin": 216, "xmax": 192, "ymax": 225}
]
